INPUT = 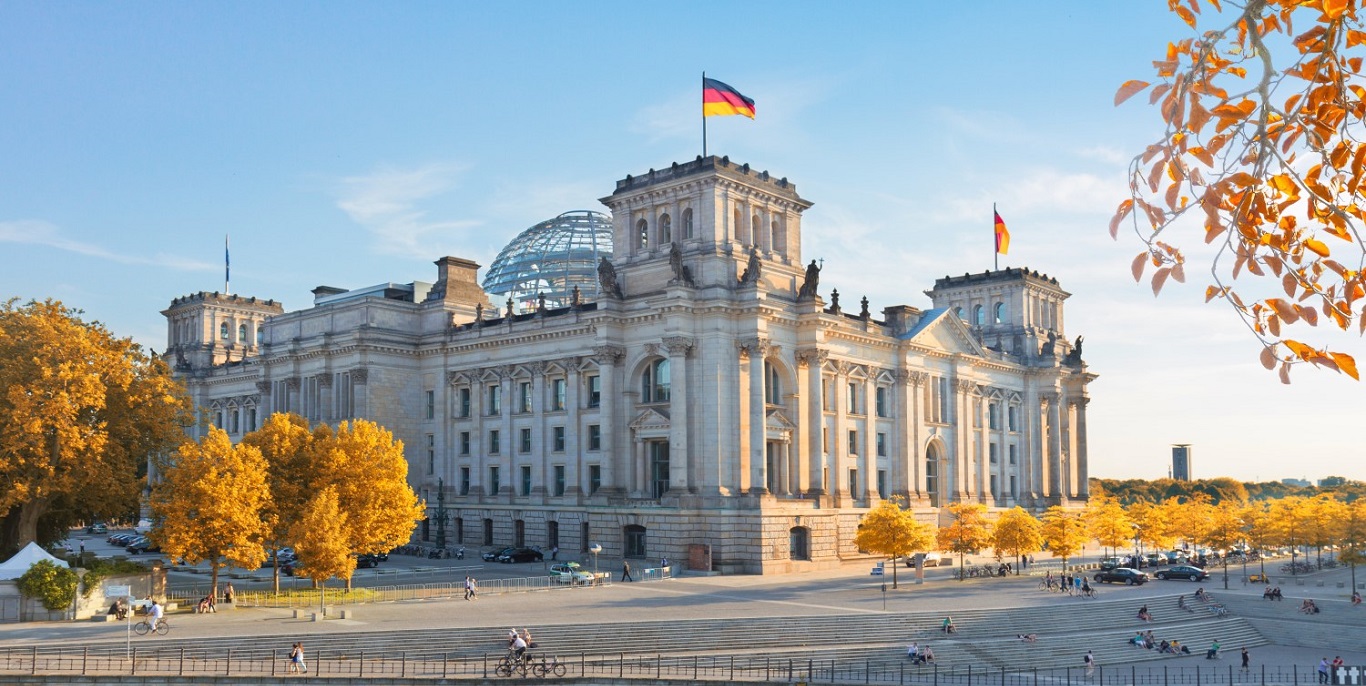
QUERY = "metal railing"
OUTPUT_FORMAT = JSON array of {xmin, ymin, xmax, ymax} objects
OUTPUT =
[{"xmin": 0, "ymin": 646, "xmax": 1332, "ymax": 684}]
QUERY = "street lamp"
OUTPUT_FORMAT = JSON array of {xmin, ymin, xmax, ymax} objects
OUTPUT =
[{"xmin": 589, "ymin": 544, "xmax": 602, "ymax": 584}]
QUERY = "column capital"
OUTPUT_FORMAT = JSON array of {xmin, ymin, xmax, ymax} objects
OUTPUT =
[
  {"xmin": 349, "ymin": 368, "xmax": 368, "ymax": 385},
  {"xmin": 795, "ymin": 348, "xmax": 828, "ymax": 368},
  {"xmin": 736, "ymin": 337, "xmax": 772, "ymax": 360},
  {"xmin": 255, "ymin": 381, "xmax": 271, "ymax": 394},
  {"xmin": 955, "ymin": 378, "xmax": 978, "ymax": 394},
  {"xmin": 592, "ymin": 345, "xmax": 625, "ymax": 365},
  {"xmin": 662, "ymin": 336, "xmax": 694, "ymax": 357}
]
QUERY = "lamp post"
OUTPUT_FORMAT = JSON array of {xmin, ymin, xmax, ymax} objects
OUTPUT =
[{"xmin": 589, "ymin": 544, "xmax": 602, "ymax": 583}]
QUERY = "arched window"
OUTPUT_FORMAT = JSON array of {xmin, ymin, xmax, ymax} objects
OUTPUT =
[
  {"xmin": 734, "ymin": 208, "xmax": 744, "ymax": 243},
  {"xmin": 925, "ymin": 452, "xmax": 939, "ymax": 508},
  {"xmin": 752, "ymin": 215, "xmax": 762, "ymax": 247},
  {"xmin": 219, "ymin": 322, "xmax": 229, "ymax": 340},
  {"xmin": 238, "ymin": 323, "xmax": 247, "ymax": 342},
  {"xmin": 641, "ymin": 358, "xmax": 671, "ymax": 403},
  {"xmin": 973, "ymin": 305, "xmax": 985, "ymax": 326},
  {"xmin": 764, "ymin": 361, "xmax": 781, "ymax": 404},
  {"xmin": 682, "ymin": 208, "xmax": 694, "ymax": 239},
  {"xmin": 659, "ymin": 213, "xmax": 671, "ymax": 244},
  {"xmin": 636, "ymin": 218, "xmax": 649, "ymax": 249},
  {"xmin": 257, "ymin": 327, "xmax": 264, "ymax": 345},
  {"xmin": 771, "ymin": 219, "xmax": 784, "ymax": 253},
  {"xmin": 789, "ymin": 526, "xmax": 810, "ymax": 560},
  {"xmin": 994, "ymin": 302, "xmax": 1006, "ymax": 324},
  {"xmin": 954, "ymin": 306, "xmax": 965, "ymax": 320}
]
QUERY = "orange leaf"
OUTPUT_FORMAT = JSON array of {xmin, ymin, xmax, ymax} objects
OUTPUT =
[
  {"xmin": 1152, "ymin": 267, "xmax": 1171, "ymax": 296},
  {"xmin": 1205, "ymin": 285, "xmax": 1224, "ymax": 302},
  {"xmin": 1171, "ymin": 263, "xmax": 1186, "ymax": 283},
  {"xmin": 1331, "ymin": 352, "xmax": 1359, "ymax": 380},
  {"xmin": 1259, "ymin": 346, "xmax": 1277, "ymax": 370},
  {"xmin": 1284, "ymin": 339, "xmax": 1314, "ymax": 360},
  {"xmin": 1283, "ymin": 274, "xmax": 1297, "ymax": 297},
  {"xmin": 1324, "ymin": 0, "xmax": 1348, "ymax": 20},
  {"xmin": 1115, "ymin": 80, "xmax": 1151, "ymax": 106},
  {"xmin": 1305, "ymin": 239, "xmax": 1330, "ymax": 257},
  {"xmin": 1296, "ymin": 306, "xmax": 1319, "ymax": 326},
  {"xmin": 1279, "ymin": 361, "xmax": 1292, "ymax": 384},
  {"xmin": 1131, "ymin": 253, "xmax": 1148, "ymax": 283}
]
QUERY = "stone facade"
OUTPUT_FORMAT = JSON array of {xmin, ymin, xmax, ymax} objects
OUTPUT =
[{"xmin": 163, "ymin": 156, "xmax": 1095, "ymax": 574}]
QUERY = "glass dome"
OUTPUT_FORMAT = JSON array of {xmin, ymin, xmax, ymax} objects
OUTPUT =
[{"xmin": 482, "ymin": 210, "xmax": 614, "ymax": 312}]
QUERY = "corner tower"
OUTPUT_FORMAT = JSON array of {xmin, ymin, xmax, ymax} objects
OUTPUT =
[{"xmin": 162, "ymin": 292, "xmax": 284, "ymax": 372}]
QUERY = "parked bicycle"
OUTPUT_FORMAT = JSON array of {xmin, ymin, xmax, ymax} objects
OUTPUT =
[
  {"xmin": 531, "ymin": 655, "xmax": 566, "ymax": 678},
  {"xmin": 133, "ymin": 618, "xmax": 169, "ymax": 636},
  {"xmin": 495, "ymin": 650, "xmax": 528, "ymax": 678}
]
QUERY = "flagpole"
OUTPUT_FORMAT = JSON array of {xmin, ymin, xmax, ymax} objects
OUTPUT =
[
  {"xmin": 702, "ymin": 71, "xmax": 708, "ymax": 158},
  {"xmin": 993, "ymin": 203, "xmax": 998, "ymax": 272},
  {"xmin": 225, "ymin": 234, "xmax": 231, "ymax": 294}
]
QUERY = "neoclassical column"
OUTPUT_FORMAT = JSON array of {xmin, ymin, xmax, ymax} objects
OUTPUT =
[
  {"xmin": 563, "ymin": 358, "xmax": 582, "ymax": 497},
  {"xmin": 1046, "ymin": 393, "xmax": 1063, "ymax": 500},
  {"xmin": 316, "ymin": 374, "xmax": 333, "ymax": 422},
  {"xmin": 899, "ymin": 371, "xmax": 926, "ymax": 502},
  {"xmin": 832, "ymin": 361, "xmax": 850, "ymax": 501},
  {"xmin": 739, "ymin": 337, "xmax": 769, "ymax": 494},
  {"xmin": 1075, "ymin": 397, "xmax": 1090, "ymax": 499},
  {"xmin": 530, "ymin": 362, "xmax": 547, "ymax": 497},
  {"xmin": 499, "ymin": 366, "xmax": 514, "ymax": 499},
  {"xmin": 863, "ymin": 370, "xmax": 878, "ymax": 502},
  {"xmin": 663, "ymin": 336, "xmax": 694, "ymax": 493},
  {"xmin": 255, "ymin": 380, "xmax": 272, "ymax": 417},
  {"xmin": 592, "ymin": 345, "xmax": 625, "ymax": 495},
  {"xmin": 349, "ymin": 369, "xmax": 368, "ymax": 418},
  {"xmin": 797, "ymin": 348, "xmax": 828, "ymax": 496}
]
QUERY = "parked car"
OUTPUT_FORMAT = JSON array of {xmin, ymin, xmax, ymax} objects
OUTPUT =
[
  {"xmin": 904, "ymin": 552, "xmax": 944, "ymax": 567},
  {"xmin": 497, "ymin": 547, "xmax": 545, "ymax": 563},
  {"xmin": 355, "ymin": 553, "xmax": 382, "ymax": 569},
  {"xmin": 483, "ymin": 547, "xmax": 517, "ymax": 562},
  {"xmin": 1153, "ymin": 564, "xmax": 1209, "ymax": 582},
  {"xmin": 1093, "ymin": 567, "xmax": 1149, "ymax": 585},
  {"xmin": 126, "ymin": 536, "xmax": 161, "ymax": 554},
  {"xmin": 86, "ymin": 523, "xmax": 108, "ymax": 535},
  {"xmin": 109, "ymin": 532, "xmax": 137, "ymax": 546},
  {"xmin": 549, "ymin": 562, "xmax": 595, "ymax": 584},
  {"xmin": 1144, "ymin": 553, "xmax": 1166, "ymax": 567},
  {"xmin": 1099, "ymin": 557, "xmax": 1121, "ymax": 571}
]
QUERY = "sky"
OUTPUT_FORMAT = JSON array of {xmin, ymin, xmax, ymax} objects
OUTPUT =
[{"xmin": 1, "ymin": 1, "xmax": 1360, "ymax": 484}]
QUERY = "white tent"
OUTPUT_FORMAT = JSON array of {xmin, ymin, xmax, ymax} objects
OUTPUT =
[{"xmin": 0, "ymin": 542, "xmax": 69, "ymax": 581}]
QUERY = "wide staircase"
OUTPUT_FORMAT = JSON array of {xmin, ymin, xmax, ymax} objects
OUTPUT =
[
  {"xmin": 1215, "ymin": 592, "xmax": 1366, "ymax": 654},
  {"xmin": 46, "ymin": 590, "xmax": 1269, "ymax": 673}
]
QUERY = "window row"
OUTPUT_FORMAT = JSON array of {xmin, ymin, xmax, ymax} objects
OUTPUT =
[
  {"xmin": 453, "ymin": 375, "xmax": 601, "ymax": 418},
  {"xmin": 211, "ymin": 406, "xmax": 259, "ymax": 434},
  {"xmin": 421, "ymin": 518, "xmax": 658, "ymax": 559},
  {"xmin": 820, "ymin": 379, "xmax": 893, "ymax": 417},
  {"xmin": 635, "ymin": 209, "xmax": 695, "ymax": 249},
  {"xmin": 452, "ymin": 424, "xmax": 602, "ymax": 456},
  {"xmin": 454, "ymin": 464, "xmax": 603, "ymax": 498}
]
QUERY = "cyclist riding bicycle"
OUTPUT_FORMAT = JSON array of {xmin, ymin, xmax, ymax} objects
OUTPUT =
[{"xmin": 147, "ymin": 599, "xmax": 164, "ymax": 635}]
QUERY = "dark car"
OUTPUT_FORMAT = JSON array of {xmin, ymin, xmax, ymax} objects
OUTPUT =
[
  {"xmin": 483, "ymin": 547, "xmax": 517, "ymax": 562},
  {"xmin": 86, "ymin": 523, "xmax": 108, "ymax": 535},
  {"xmin": 356, "ymin": 553, "xmax": 381, "ymax": 569},
  {"xmin": 1093, "ymin": 567, "xmax": 1149, "ymax": 585},
  {"xmin": 126, "ymin": 536, "xmax": 161, "ymax": 554},
  {"xmin": 1099, "ymin": 557, "xmax": 1121, "ymax": 571},
  {"xmin": 1153, "ymin": 564, "xmax": 1209, "ymax": 582},
  {"xmin": 497, "ymin": 547, "xmax": 545, "ymax": 563}
]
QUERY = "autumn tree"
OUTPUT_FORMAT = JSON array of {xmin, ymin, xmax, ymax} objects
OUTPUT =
[
  {"xmin": 1268, "ymin": 496, "xmax": 1311, "ymax": 572},
  {"xmin": 240, "ymin": 412, "xmax": 314, "ymax": 592},
  {"xmin": 992, "ymin": 507, "xmax": 1042, "ymax": 574},
  {"xmin": 151, "ymin": 427, "xmax": 271, "ymax": 597},
  {"xmin": 1201, "ymin": 500, "xmax": 1245, "ymax": 588},
  {"xmin": 1340, "ymin": 498, "xmax": 1366, "ymax": 590},
  {"xmin": 936, "ymin": 503, "xmax": 994, "ymax": 580},
  {"xmin": 1304, "ymin": 493, "xmax": 1348, "ymax": 568},
  {"xmin": 0, "ymin": 299, "xmax": 194, "ymax": 555},
  {"xmin": 853, "ymin": 498, "xmax": 935, "ymax": 589},
  {"xmin": 1169, "ymin": 494, "xmax": 1214, "ymax": 550},
  {"xmin": 1086, "ymin": 495, "xmax": 1134, "ymax": 557},
  {"xmin": 1241, "ymin": 500, "xmax": 1277, "ymax": 578},
  {"xmin": 1114, "ymin": 0, "xmax": 1365, "ymax": 382},
  {"xmin": 1127, "ymin": 500, "xmax": 1176, "ymax": 555},
  {"xmin": 288, "ymin": 486, "xmax": 353, "ymax": 587},
  {"xmin": 1039, "ymin": 507, "xmax": 1088, "ymax": 571}
]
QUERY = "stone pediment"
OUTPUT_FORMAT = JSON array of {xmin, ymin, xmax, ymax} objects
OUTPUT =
[
  {"xmin": 629, "ymin": 407, "xmax": 672, "ymax": 432},
  {"xmin": 765, "ymin": 408, "xmax": 795, "ymax": 441},
  {"xmin": 900, "ymin": 308, "xmax": 988, "ymax": 357}
]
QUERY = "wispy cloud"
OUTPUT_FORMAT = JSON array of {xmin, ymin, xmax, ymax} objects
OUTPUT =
[
  {"xmin": 0, "ymin": 220, "xmax": 214, "ymax": 270},
  {"xmin": 335, "ymin": 163, "xmax": 484, "ymax": 259}
]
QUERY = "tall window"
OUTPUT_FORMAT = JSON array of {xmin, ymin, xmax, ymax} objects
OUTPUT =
[
  {"xmin": 974, "ymin": 305, "xmax": 985, "ymax": 326},
  {"xmin": 459, "ymin": 431, "xmax": 470, "ymax": 455},
  {"xmin": 994, "ymin": 302, "xmax": 1006, "ymax": 323},
  {"xmin": 483, "ymin": 518, "xmax": 494, "ymax": 546},
  {"xmin": 642, "ymin": 358, "xmax": 670, "ymax": 403},
  {"xmin": 553, "ymin": 426, "xmax": 565, "ymax": 452},
  {"xmin": 764, "ymin": 361, "xmax": 781, "ymax": 404},
  {"xmin": 789, "ymin": 527, "xmax": 810, "ymax": 560},
  {"xmin": 876, "ymin": 432, "xmax": 887, "ymax": 457},
  {"xmin": 589, "ymin": 465, "xmax": 601, "ymax": 494},
  {"xmin": 426, "ymin": 434, "xmax": 435, "ymax": 474},
  {"xmin": 649, "ymin": 442, "xmax": 669, "ymax": 498},
  {"xmin": 489, "ymin": 429, "xmax": 500, "ymax": 454},
  {"xmin": 256, "ymin": 328, "xmax": 264, "ymax": 345},
  {"xmin": 488, "ymin": 467, "xmax": 500, "ymax": 496},
  {"xmin": 1008, "ymin": 405, "xmax": 1018, "ymax": 431},
  {"xmin": 551, "ymin": 378, "xmax": 566, "ymax": 411},
  {"xmin": 636, "ymin": 218, "xmax": 649, "ymax": 249},
  {"xmin": 848, "ymin": 468, "xmax": 859, "ymax": 499},
  {"xmin": 587, "ymin": 375, "xmax": 601, "ymax": 407},
  {"xmin": 238, "ymin": 323, "xmax": 247, "ymax": 342},
  {"xmin": 520, "ymin": 466, "xmax": 532, "ymax": 496},
  {"xmin": 990, "ymin": 443, "xmax": 999, "ymax": 464},
  {"xmin": 848, "ymin": 429, "xmax": 858, "ymax": 455},
  {"xmin": 847, "ymin": 382, "xmax": 859, "ymax": 414},
  {"xmin": 989, "ymin": 401, "xmax": 1000, "ymax": 430},
  {"xmin": 1009, "ymin": 444, "xmax": 1018, "ymax": 465},
  {"xmin": 425, "ymin": 390, "xmax": 435, "ymax": 419},
  {"xmin": 459, "ymin": 467, "xmax": 470, "ymax": 496},
  {"xmin": 659, "ymin": 213, "xmax": 671, "ymax": 243},
  {"xmin": 877, "ymin": 469, "xmax": 887, "ymax": 497},
  {"xmin": 553, "ymin": 465, "xmax": 565, "ymax": 497},
  {"xmin": 519, "ymin": 427, "xmax": 532, "ymax": 453},
  {"xmin": 587, "ymin": 424, "xmax": 601, "ymax": 451},
  {"xmin": 518, "ymin": 381, "xmax": 532, "ymax": 413},
  {"xmin": 459, "ymin": 387, "xmax": 471, "ymax": 418},
  {"xmin": 220, "ymin": 322, "xmax": 229, "ymax": 340},
  {"xmin": 624, "ymin": 524, "xmax": 647, "ymax": 558},
  {"xmin": 876, "ymin": 387, "xmax": 888, "ymax": 417},
  {"xmin": 486, "ymin": 384, "xmax": 501, "ymax": 415},
  {"xmin": 682, "ymin": 207, "xmax": 694, "ymax": 239}
]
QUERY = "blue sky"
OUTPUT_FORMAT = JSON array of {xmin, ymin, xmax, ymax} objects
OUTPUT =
[{"xmin": 1, "ymin": 1, "xmax": 1358, "ymax": 482}]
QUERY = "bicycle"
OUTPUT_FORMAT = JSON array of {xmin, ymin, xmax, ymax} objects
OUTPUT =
[
  {"xmin": 1079, "ymin": 586, "xmax": 1098, "ymax": 598},
  {"xmin": 531, "ymin": 655, "xmax": 566, "ymax": 678},
  {"xmin": 133, "ymin": 618, "xmax": 169, "ymax": 636},
  {"xmin": 495, "ymin": 650, "xmax": 528, "ymax": 677},
  {"xmin": 1038, "ymin": 579, "xmax": 1055, "ymax": 591}
]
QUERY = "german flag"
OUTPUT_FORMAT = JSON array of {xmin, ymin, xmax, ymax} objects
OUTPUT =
[
  {"xmin": 994, "ymin": 210, "xmax": 1010, "ymax": 255},
  {"xmin": 703, "ymin": 78, "xmax": 756, "ymax": 119}
]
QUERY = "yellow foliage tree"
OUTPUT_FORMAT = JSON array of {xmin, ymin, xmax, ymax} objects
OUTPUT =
[
  {"xmin": 1268, "ymin": 496, "xmax": 1312, "ymax": 572},
  {"xmin": 1241, "ymin": 500, "xmax": 1276, "ymax": 579},
  {"xmin": 1168, "ymin": 494, "xmax": 1214, "ymax": 550},
  {"xmin": 1201, "ymin": 500, "xmax": 1245, "ymax": 588},
  {"xmin": 992, "ymin": 507, "xmax": 1042, "ymax": 574},
  {"xmin": 936, "ymin": 503, "xmax": 994, "ymax": 580},
  {"xmin": 0, "ymin": 299, "xmax": 193, "ymax": 554},
  {"xmin": 1127, "ymin": 500, "xmax": 1176, "ymax": 554},
  {"xmin": 1304, "ymin": 494, "xmax": 1348, "ymax": 569},
  {"xmin": 1039, "ymin": 507, "xmax": 1088, "ymax": 571},
  {"xmin": 1340, "ymin": 499, "xmax": 1366, "ymax": 590},
  {"xmin": 853, "ymin": 498, "xmax": 934, "ymax": 589},
  {"xmin": 1114, "ymin": 0, "xmax": 1365, "ymax": 382},
  {"xmin": 288, "ymin": 486, "xmax": 353, "ymax": 587},
  {"xmin": 1085, "ymin": 495, "xmax": 1134, "ymax": 557},
  {"xmin": 150, "ymin": 427, "xmax": 271, "ymax": 596},
  {"xmin": 241, "ymin": 412, "xmax": 314, "ymax": 592}
]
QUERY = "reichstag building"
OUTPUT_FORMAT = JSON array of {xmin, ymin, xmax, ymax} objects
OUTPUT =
[{"xmin": 161, "ymin": 156, "xmax": 1094, "ymax": 574}]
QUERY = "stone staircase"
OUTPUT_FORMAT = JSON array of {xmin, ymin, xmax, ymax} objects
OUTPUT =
[{"xmin": 1214, "ymin": 593, "xmax": 1366, "ymax": 654}]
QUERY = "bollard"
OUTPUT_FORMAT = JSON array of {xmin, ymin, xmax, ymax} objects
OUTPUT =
[{"xmin": 225, "ymin": 647, "xmax": 230, "ymax": 676}]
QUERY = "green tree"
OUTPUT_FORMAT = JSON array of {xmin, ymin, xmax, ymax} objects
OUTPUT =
[
  {"xmin": 853, "ymin": 498, "xmax": 935, "ymax": 589},
  {"xmin": 150, "ymin": 427, "xmax": 272, "ymax": 597},
  {"xmin": 16, "ymin": 559, "xmax": 78, "ymax": 614},
  {"xmin": 0, "ymin": 299, "xmax": 193, "ymax": 555},
  {"xmin": 992, "ymin": 507, "xmax": 1042, "ymax": 574},
  {"xmin": 1114, "ymin": 0, "xmax": 1364, "ymax": 381},
  {"xmin": 1039, "ymin": 507, "xmax": 1088, "ymax": 571},
  {"xmin": 936, "ymin": 503, "xmax": 994, "ymax": 580}
]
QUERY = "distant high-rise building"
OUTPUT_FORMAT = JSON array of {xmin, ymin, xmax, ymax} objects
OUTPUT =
[{"xmin": 1171, "ymin": 444, "xmax": 1192, "ymax": 481}]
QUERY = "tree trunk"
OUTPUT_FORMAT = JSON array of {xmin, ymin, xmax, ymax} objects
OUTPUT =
[
  {"xmin": 210, "ymin": 562, "xmax": 220, "ymax": 602},
  {"xmin": 5, "ymin": 498, "xmax": 50, "ymax": 553}
]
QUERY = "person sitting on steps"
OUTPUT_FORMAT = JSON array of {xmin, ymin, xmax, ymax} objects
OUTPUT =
[{"xmin": 942, "ymin": 616, "xmax": 956, "ymax": 634}]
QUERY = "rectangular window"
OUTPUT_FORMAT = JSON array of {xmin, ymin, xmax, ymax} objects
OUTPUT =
[
  {"xmin": 589, "ymin": 465, "xmax": 602, "ymax": 494},
  {"xmin": 486, "ymin": 384, "xmax": 501, "ymax": 415},
  {"xmin": 990, "ymin": 474, "xmax": 999, "ymax": 496},
  {"xmin": 877, "ymin": 469, "xmax": 887, "ymax": 497},
  {"xmin": 553, "ymin": 426, "xmax": 565, "ymax": 452},
  {"xmin": 989, "ymin": 402, "xmax": 1000, "ymax": 430},
  {"xmin": 822, "ymin": 379, "xmax": 833, "ymax": 411},
  {"xmin": 552, "ymin": 378, "xmax": 566, "ymax": 411},
  {"xmin": 489, "ymin": 429, "xmax": 500, "ymax": 454},
  {"xmin": 587, "ymin": 424, "xmax": 601, "ymax": 451},
  {"xmin": 426, "ymin": 434, "xmax": 435, "ymax": 474},
  {"xmin": 459, "ymin": 387, "xmax": 471, "ymax": 418},
  {"xmin": 1009, "ymin": 444, "xmax": 1017, "ymax": 465},
  {"xmin": 848, "ymin": 429, "xmax": 858, "ymax": 455},
  {"xmin": 553, "ymin": 465, "xmax": 565, "ymax": 497},
  {"xmin": 519, "ymin": 427, "xmax": 532, "ymax": 453},
  {"xmin": 425, "ymin": 390, "xmax": 435, "ymax": 420},
  {"xmin": 822, "ymin": 428, "xmax": 829, "ymax": 455},
  {"xmin": 518, "ymin": 381, "xmax": 532, "ymax": 413},
  {"xmin": 587, "ymin": 375, "xmax": 601, "ymax": 408},
  {"xmin": 1010, "ymin": 475, "xmax": 1017, "ymax": 497},
  {"xmin": 973, "ymin": 398, "xmax": 983, "ymax": 428},
  {"xmin": 230, "ymin": 409, "xmax": 240, "ymax": 433},
  {"xmin": 460, "ymin": 431, "xmax": 470, "ymax": 455},
  {"xmin": 848, "ymin": 468, "xmax": 859, "ymax": 498},
  {"xmin": 1008, "ymin": 406, "xmax": 1018, "ymax": 432},
  {"xmin": 247, "ymin": 408, "xmax": 258, "ymax": 432},
  {"xmin": 876, "ymin": 387, "xmax": 888, "ymax": 417},
  {"xmin": 488, "ymin": 466, "xmax": 500, "ymax": 495},
  {"xmin": 876, "ymin": 432, "xmax": 887, "ymax": 457},
  {"xmin": 520, "ymin": 465, "xmax": 532, "ymax": 496},
  {"xmin": 460, "ymin": 467, "xmax": 470, "ymax": 496},
  {"xmin": 990, "ymin": 443, "xmax": 999, "ymax": 464},
  {"xmin": 847, "ymin": 382, "xmax": 859, "ymax": 414}
]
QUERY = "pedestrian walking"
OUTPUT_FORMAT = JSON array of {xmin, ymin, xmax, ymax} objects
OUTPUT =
[
  {"xmin": 550, "ymin": 545, "xmax": 559, "ymax": 561},
  {"xmin": 465, "ymin": 575, "xmax": 477, "ymax": 600},
  {"xmin": 621, "ymin": 560, "xmax": 634, "ymax": 582},
  {"xmin": 288, "ymin": 642, "xmax": 307, "ymax": 674},
  {"xmin": 1240, "ymin": 647, "xmax": 1250, "ymax": 671},
  {"xmin": 1318, "ymin": 657, "xmax": 1330, "ymax": 684},
  {"xmin": 1084, "ymin": 650, "xmax": 1095, "ymax": 677}
]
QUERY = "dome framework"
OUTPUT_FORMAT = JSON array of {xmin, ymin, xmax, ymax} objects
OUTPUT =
[{"xmin": 481, "ymin": 210, "xmax": 613, "ymax": 312}]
